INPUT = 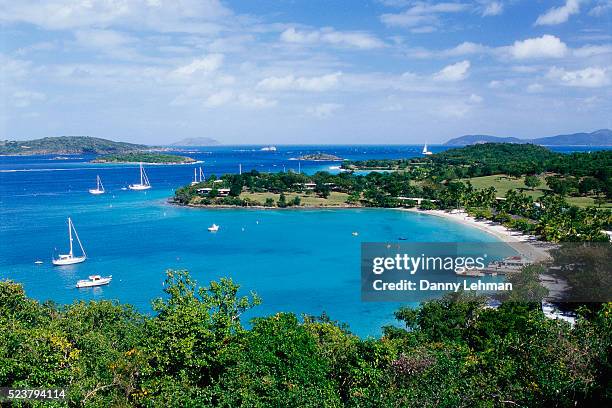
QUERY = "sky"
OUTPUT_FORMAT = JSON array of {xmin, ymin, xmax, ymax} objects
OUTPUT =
[{"xmin": 1, "ymin": 0, "xmax": 611, "ymax": 144}]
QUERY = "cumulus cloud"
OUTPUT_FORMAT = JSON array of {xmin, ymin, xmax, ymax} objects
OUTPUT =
[
  {"xmin": 433, "ymin": 60, "xmax": 471, "ymax": 81},
  {"xmin": 380, "ymin": 2, "xmax": 468, "ymax": 32},
  {"xmin": 256, "ymin": 72, "xmax": 341, "ymax": 92},
  {"xmin": 307, "ymin": 103, "xmax": 343, "ymax": 118},
  {"xmin": 280, "ymin": 27, "xmax": 384, "ymax": 49},
  {"xmin": 238, "ymin": 94, "xmax": 277, "ymax": 109},
  {"xmin": 204, "ymin": 90, "xmax": 234, "ymax": 107},
  {"xmin": 535, "ymin": 0, "xmax": 581, "ymax": 26},
  {"xmin": 172, "ymin": 54, "xmax": 224, "ymax": 76},
  {"xmin": 508, "ymin": 35, "xmax": 568, "ymax": 59},
  {"xmin": 548, "ymin": 66, "xmax": 610, "ymax": 87}
]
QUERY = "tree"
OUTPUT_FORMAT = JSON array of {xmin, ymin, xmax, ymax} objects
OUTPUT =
[
  {"xmin": 292, "ymin": 195, "xmax": 301, "ymax": 206},
  {"xmin": 524, "ymin": 175, "xmax": 541, "ymax": 190},
  {"xmin": 264, "ymin": 197, "xmax": 275, "ymax": 207},
  {"xmin": 278, "ymin": 192, "xmax": 287, "ymax": 208}
]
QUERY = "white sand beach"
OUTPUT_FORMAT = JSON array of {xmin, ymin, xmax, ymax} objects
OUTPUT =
[{"xmin": 404, "ymin": 208, "xmax": 554, "ymax": 262}]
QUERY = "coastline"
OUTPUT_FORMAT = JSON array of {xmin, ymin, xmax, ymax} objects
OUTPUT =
[{"xmin": 403, "ymin": 208, "xmax": 554, "ymax": 262}]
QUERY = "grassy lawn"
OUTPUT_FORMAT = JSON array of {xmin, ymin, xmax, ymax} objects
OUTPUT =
[
  {"xmin": 464, "ymin": 174, "xmax": 611, "ymax": 208},
  {"xmin": 240, "ymin": 191, "xmax": 351, "ymax": 207}
]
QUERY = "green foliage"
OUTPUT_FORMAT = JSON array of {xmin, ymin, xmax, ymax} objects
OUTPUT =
[
  {"xmin": 94, "ymin": 152, "xmax": 194, "ymax": 164},
  {"xmin": 0, "ymin": 273, "xmax": 610, "ymax": 407}
]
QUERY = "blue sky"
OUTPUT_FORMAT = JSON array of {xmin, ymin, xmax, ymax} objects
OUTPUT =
[{"xmin": 1, "ymin": 0, "xmax": 611, "ymax": 144}]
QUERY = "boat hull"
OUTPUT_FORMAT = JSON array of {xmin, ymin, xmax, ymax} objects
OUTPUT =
[
  {"xmin": 128, "ymin": 184, "xmax": 151, "ymax": 190},
  {"xmin": 89, "ymin": 189, "xmax": 105, "ymax": 195},
  {"xmin": 52, "ymin": 256, "xmax": 86, "ymax": 266},
  {"xmin": 76, "ymin": 277, "xmax": 112, "ymax": 288}
]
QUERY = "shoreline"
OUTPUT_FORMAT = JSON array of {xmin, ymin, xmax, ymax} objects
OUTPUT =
[{"xmin": 403, "ymin": 208, "xmax": 553, "ymax": 262}]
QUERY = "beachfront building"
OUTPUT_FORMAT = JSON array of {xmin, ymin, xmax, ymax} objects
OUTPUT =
[{"xmin": 196, "ymin": 187, "xmax": 231, "ymax": 197}]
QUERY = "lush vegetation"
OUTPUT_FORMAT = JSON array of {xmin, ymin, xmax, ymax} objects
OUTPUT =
[
  {"xmin": 0, "ymin": 136, "xmax": 147, "ymax": 155},
  {"xmin": 93, "ymin": 153, "xmax": 195, "ymax": 164},
  {"xmin": 1, "ymin": 270, "xmax": 609, "ymax": 407},
  {"xmin": 295, "ymin": 153, "xmax": 343, "ymax": 161},
  {"xmin": 173, "ymin": 144, "xmax": 611, "ymax": 242}
]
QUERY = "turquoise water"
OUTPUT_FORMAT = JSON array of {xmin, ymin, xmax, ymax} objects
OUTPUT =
[{"xmin": 0, "ymin": 145, "xmax": 529, "ymax": 336}]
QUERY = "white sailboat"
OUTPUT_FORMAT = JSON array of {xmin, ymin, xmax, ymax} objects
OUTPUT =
[
  {"xmin": 52, "ymin": 217, "xmax": 87, "ymax": 266},
  {"xmin": 190, "ymin": 167, "xmax": 205, "ymax": 185},
  {"xmin": 89, "ymin": 175, "xmax": 105, "ymax": 195},
  {"xmin": 422, "ymin": 144, "xmax": 433, "ymax": 155},
  {"xmin": 208, "ymin": 224, "xmax": 219, "ymax": 232},
  {"xmin": 128, "ymin": 162, "xmax": 151, "ymax": 190}
]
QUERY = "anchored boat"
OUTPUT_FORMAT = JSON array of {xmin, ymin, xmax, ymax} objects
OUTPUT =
[
  {"xmin": 76, "ymin": 275, "xmax": 112, "ymax": 288},
  {"xmin": 89, "ymin": 175, "xmax": 105, "ymax": 195},
  {"xmin": 52, "ymin": 217, "xmax": 87, "ymax": 266},
  {"xmin": 128, "ymin": 162, "xmax": 151, "ymax": 190}
]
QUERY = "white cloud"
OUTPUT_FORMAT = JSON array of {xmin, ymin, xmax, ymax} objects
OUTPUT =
[
  {"xmin": 433, "ymin": 60, "xmax": 471, "ymax": 81},
  {"xmin": 527, "ymin": 83, "xmax": 544, "ymax": 93},
  {"xmin": 443, "ymin": 42, "xmax": 488, "ymax": 56},
  {"xmin": 468, "ymin": 93, "xmax": 483, "ymax": 103},
  {"xmin": 481, "ymin": 1, "xmax": 504, "ymax": 16},
  {"xmin": 380, "ymin": 2, "xmax": 468, "ymax": 31},
  {"xmin": 172, "ymin": 54, "xmax": 224, "ymax": 76},
  {"xmin": 204, "ymin": 90, "xmax": 234, "ymax": 107},
  {"xmin": 0, "ymin": 0, "xmax": 231, "ymax": 32},
  {"xmin": 573, "ymin": 44, "xmax": 612, "ymax": 58},
  {"xmin": 256, "ymin": 72, "xmax": 341, "ymax": 92},
  {"xmin": 307, "ymin": 103, "xmax": 343, "ymax": 118},
  {"xmin": 13, "ymin": 90, "xmax": 46, "ymax": 108},
  {"xmin": 589, "ymin": 1, "xmax": 612, "ymax": 16},
  {"xmin": 508, "ymin": 35, "xmax": 568, "ymax": 59},
  {"xmin": 280, "ymin": 27, "xmax": 384, "ymax": 49},
  {"xmin": 238, "ymin": 94, "xmax": 277, "ymax": 109},
  {"xmin": 535, "ymin": 0, "xmax": 581, "ymax": 26},
  {"xmin": 548, "ymin": 66, "xmax": 610, "ymax": 87}
]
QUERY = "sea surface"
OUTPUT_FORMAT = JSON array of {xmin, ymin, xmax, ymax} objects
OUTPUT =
[{"xmin": 1, "ymin": 144, "xmax": 609, "ymax": 336}]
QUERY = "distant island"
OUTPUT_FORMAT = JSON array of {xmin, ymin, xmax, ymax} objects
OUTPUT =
[
  {"xmin": 295, "ymin": 153, "xmax": 343, "ymax": 161},
  {"xmin": 92, "ymin": 153, "xmax": 195, "ymax": 164},
  {"xmin": 0, "ymin": 136, "xmax": 150, "ymax": 155},
  {"xmin": 170, "ymin": 137, "xmax": 220, "ymax": 146},
  {"xmin": 445, "ymin": 129, "xmax": 612, "ymax": 146}
]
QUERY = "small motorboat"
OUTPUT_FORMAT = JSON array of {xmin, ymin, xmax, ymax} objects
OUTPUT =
[
  {"xmin": 34, "ymin": 260, "xmax": 43, "ymax": 264},
  {"xmin": 208, "ymin": 224, "xmax": 219, "ymax": 232},
  {"xmin": 352, "ymin": 231, "xmax": 359, "ymax": 236},
  {"xmin": 76, "ymin": 275, "xmax": 112, "ymax": 288}
]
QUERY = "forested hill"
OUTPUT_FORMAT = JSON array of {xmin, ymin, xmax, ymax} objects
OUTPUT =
[
  {"xmin": 445, "ymin": 129, "xmax": 612, "ymax": 146},
  {"xmin": 0, "ymin": 136, "xmax": 149, "ymax": 155}
]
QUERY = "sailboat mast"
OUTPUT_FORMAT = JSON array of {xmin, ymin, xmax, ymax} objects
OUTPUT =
[
  {"xmin": 68, "ymin": 218, "xmax": 74, "ymax": 256},
  {"xmin": 140, "ymin": 163, "xmax": 144, "ymax": 185}
]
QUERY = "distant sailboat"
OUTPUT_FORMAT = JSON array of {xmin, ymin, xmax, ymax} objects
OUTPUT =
[
  {"xmin": 208, "ymin": 224, "xmax": 219, "ymax": 232},
  {"xmin": 128, "ymin": 162, "xmax": 151, "ymax": 190},
  {"xmin": 52, "ymin": 217, "xmax": 87, "ymax": 266},
  {"xmin": 422, "ymin": 144, "xmax": 433, "ymax": 155},
  {"xmin": 89, "ymin": 175, "xmax": 105, "ymax": 195},
  {"xmin": 191, "ymin": 166, "xmax": 204, "ymax": 185}
]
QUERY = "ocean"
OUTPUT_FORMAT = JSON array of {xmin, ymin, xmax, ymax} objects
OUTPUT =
[{"xmin": 0, "ymin": 144, "xmax": 608, "ymax": 336}]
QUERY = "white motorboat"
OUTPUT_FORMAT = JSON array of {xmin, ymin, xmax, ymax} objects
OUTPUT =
[
  {"xmin": 128, "ymin": 162, "xmax": 151, "ymax": 190},
  {"xmin": 34, "ymin": 260, "xmax": 43, "ymax": 265},
  {"xmin": 422, "ymin": 144, "xmax": 433, "ymax": 155},
  {"xmin": 208, "ymin": 224, "xmax": 219, "ymax": 232},
  {"xmin": 52, "ymin": 217, "xmax": 87, "ymax": 266},
  {"xmin": 89, "ymin": 175, "xmax": 105, "ymax": 195},
  {"xmin": 76, "ymin": 275, "xmax": 112, "ymax": 288},
  {"xmin": 261, "ymin": 146, "xmax": 277, "ymax": 151}
]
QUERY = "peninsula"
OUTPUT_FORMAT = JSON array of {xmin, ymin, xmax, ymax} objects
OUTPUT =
[
  {"xmin": 0, "ymin": 136, "xmax": 150, "ymax": 155},
  {"xmin": 93, "ymin": 152, "xmax": 195, "ymax": 164}
]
